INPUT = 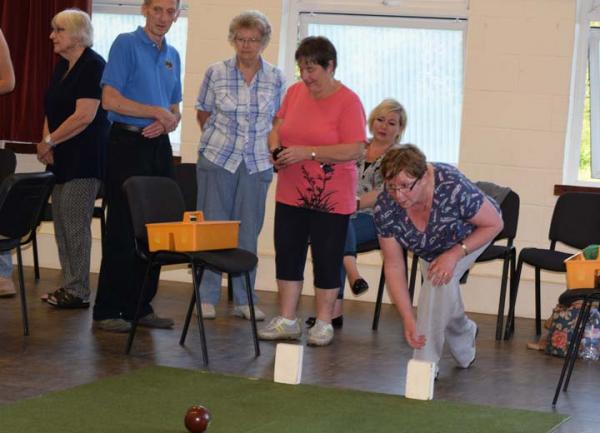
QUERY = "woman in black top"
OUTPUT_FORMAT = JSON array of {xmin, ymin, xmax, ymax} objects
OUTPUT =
[{"xmin": 37, "ymin": 9, "xmax": 109, "ymax": 308}]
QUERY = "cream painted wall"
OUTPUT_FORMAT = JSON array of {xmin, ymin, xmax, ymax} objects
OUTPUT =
[{"xmin": 23, "ymin": 0, "xmax": 579, "ymax": 321}]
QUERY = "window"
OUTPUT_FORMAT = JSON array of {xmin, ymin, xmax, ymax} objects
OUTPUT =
[
  {"xmin": 588, "ymin": 27, "xmax": 600, "ymax": 179},
  {"xmin": 297, "ymin": 13, "xmax": 465, "ymax": 163},
  {"xmin": 91, "ymin": 1, "xmax": 188, "ymax": 153},
  {"xmin": 564, "ymin": 1, "xmax": 600, "ymax": 185}
]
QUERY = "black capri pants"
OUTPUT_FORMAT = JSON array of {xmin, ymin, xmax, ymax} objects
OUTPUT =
[{"xmin": 274, "ymin": 202, "xmax": 349, "ymax": 289}]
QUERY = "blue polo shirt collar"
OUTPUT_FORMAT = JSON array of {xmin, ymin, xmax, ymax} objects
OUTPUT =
[{"xmin": 134, "ymin": 26, "xmax": 169, "ymax": 53}]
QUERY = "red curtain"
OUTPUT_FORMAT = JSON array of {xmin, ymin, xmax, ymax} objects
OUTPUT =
[{"xmin": 0, "ymin": 0, "xmax": 91, "ymax": 142}]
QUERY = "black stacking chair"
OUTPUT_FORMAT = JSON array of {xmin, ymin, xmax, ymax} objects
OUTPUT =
[
  {"xmin": 505, "ymin": 192, "xmax": 600, "ymax": 339},
  {"xmin": 31, "ymin": 184, "xmax": 106, "ymax": 279},
  {"xmin": 552, "ymin": 288, "xmax": 600, "ymax": 406},
  {"xmin": 122, "ymin": 176, "xmax": 260, "ymax": 366},
  {"xmin": 457, "ymin": 190, "xmax": 520, "ymax": 340},
  {"xmin": 0, "ymin": 172, "xmax": 55, "ymax": 335},
  {"xmin": 174, "ymin": 163, "xmax": 197, "ymax": 211},
  {"xmin": 0, "ymin": 148, "xmax": 16, "ymax": 181}
]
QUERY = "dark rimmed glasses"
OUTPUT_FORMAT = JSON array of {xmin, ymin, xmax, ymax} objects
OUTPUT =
[{"xmin": 385, "ymin": 173, "xmax": 423, "ymax": 193}]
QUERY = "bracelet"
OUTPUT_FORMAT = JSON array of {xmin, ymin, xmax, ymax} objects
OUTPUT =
[
  {"xmin": 44, "ymin": 134, "xmax": 56, "ymax": 148},
  {"xmin": 459, "ymin": 241, "xmax": 469, "ymax": 256},
  {"xmin": 356, "ymin": 198, "xmax": 361, "ymax": 210},
  {"xmin": 310, "ymin": 149, "xmax": 316, "ymax": 161}
]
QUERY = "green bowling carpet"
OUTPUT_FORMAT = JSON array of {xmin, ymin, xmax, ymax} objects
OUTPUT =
[{"xmin": 0, "ymin": 366, "xmax": 567, "ymax": 433}]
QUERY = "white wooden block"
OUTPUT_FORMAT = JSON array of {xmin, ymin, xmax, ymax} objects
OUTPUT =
[
  {"xmin": 405, "ymin": 359, "xmax": 436, "ymax": 400},
  {"xmin": 274, "ymin": 343, "xmax": 303, "ymax": 385}
]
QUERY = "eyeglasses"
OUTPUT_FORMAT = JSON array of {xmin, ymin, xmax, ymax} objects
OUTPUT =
[
  {"xmin": 385, "ymin": 173, "xmax": 423, "ymax": 193},
  {"xmin": 234, "ymin": 37, "xmax": 261, "ymax": 46}
]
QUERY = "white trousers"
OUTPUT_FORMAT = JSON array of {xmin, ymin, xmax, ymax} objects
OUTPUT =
[{"xmin": 413, "ymin": 243, "xmax": 489, "ymax": 367}]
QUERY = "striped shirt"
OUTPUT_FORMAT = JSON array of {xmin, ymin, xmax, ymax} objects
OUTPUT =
[{"xmin": 195, "ymin": 57, "xmax": 285, "ymax": 174}]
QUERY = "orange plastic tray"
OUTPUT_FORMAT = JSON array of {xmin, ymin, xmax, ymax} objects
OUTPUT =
[
  {"xmin": 146, "ymin": 211, "xmax": 240, "ymax": 252},
  {"xmin": 564, "ymin": 247, "xmax": 600, "ymax": 289}
]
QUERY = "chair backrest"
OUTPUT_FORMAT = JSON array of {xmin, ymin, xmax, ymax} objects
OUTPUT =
[
  {"xmin": 0, "ymin": 148, "xmax": 17, "ymax": 183},
  {"xmin": 0, "ymin": 172, "xmax": 55, "ymax": 240},
  {"xmin": 494, "ymin": 190, "xmax": 520, "ymax": 243},
  {"xmin": 122, "ymin": 176, "xmax": 186, "ymax": 246},
  {"xmin": 174, "ymin": 163, "xmax": 197, "ymax": 211},
  {"xmin": 549, "ymin": 192, "xmax": 600, "ymax": 249}
]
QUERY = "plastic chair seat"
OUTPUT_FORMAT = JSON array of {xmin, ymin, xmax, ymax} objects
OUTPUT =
[{"xmin": 518, "ymin": 248, "xmax": 569, "ymax": 272}]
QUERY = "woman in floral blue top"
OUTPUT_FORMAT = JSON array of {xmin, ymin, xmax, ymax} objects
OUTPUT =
[{"xmin": 374, "ymin": 144, "xmax": 502, "ymax": 370}]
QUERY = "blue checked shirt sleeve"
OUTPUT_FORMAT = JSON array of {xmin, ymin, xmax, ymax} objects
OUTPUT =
[
  {"xmin": 195, "ymin": 67, "xmax": 215, "ymax": 112},
  {"xmin": 273, "ymin": 70, "xmax": 286, "ymax": 113}
]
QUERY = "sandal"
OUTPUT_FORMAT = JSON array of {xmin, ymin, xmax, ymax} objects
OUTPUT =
[{"xmin": 47, "ymin": 288, "xmax": 90, "ymax": 309}]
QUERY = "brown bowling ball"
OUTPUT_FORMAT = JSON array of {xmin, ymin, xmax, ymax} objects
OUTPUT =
[{"xmin": 184, "ymin": 405, "xmax": 211, "ymax": 433}]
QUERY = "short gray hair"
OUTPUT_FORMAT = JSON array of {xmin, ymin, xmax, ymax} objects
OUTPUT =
[
  {"xmin": 52, "ymin": 9, "xmax": 93, "ymax": 47},
  {"xmin": 228, "ymin": 10, "xmax": 272, "ymax": 48}
]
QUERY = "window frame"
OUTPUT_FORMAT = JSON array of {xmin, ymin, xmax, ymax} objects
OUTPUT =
[
  {"xmin": 563, "ymin": 0, "xmax": 600, "ymax": 185},
  {"xmin": 92, "ymin": 1, "xmax": 189, "ymax": 17},
  {"xmin": 280, "ymin": 0, "xmax": 468, "ymax": 78},
  {"xmin": 281, "ymin": 1, "xmax": 467, "ymax": 164},
  {"xmin": 590, "ymin": 27, "xmax": 600, "ymax": 177}
]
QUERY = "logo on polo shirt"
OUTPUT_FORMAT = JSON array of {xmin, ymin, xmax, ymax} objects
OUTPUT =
[{"xmin": 165, "ymin": 60, "xmax": 173, "ymax": 70}]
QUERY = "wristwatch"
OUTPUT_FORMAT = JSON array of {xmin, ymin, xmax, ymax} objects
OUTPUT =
[{"xmin": 44, "ymin": 134, "xmax": 56, "ymax": 148}]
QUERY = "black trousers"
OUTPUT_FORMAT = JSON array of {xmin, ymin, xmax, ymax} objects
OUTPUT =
[{"xmin": 93, "ymin": 126, "xmax": 174, "ymax": 321}]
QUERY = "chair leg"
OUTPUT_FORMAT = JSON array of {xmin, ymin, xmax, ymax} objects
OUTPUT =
[
  {"xmin": 495, "ymin": 255, "xmax": 510, "ymax": 340},
  {"xmin": 243, "ymin": 271, "xmax": 260, "ymax": 357},
  {"xmin": 16, "ymin": 246, "xmax": 29, "ymax": 336},
  {"xmin": 563, "ymin": 302, "xmax": 591, "ymax": 391},
  {"xmin": 191, "ymin": 264, "xmax": 209, "ymax": 366},
  {"xmin": 31, "ymin": 231, "xmax": 40, "ymax": 281},
  {"xmin": 372, "ymin": 266, "xmax": 386, "ymax": 330},
  {"xmin": 227, "ymin": 274, "xmax": 233, "ymax": 302},
  {"xmin": 552, "ymin": 300, "xmax": 591, "ymax": 406},
  {"xmin": 408, "ymin": 254, "xmax": 418, "ymax": 303},
  {"xmin": 180, "ymin": 290, "xmax": 196, "ymax": 346},
  {"xmin": 535, "ymin": 267, "xmax": 542, "ymax": 336},
  {"xmin": 504, "ymin": 254, "xmax": 524, "ymax": 340},
  {"xmin": 125, "ymin": 261, "xmax": 154, "ymax": 354}
]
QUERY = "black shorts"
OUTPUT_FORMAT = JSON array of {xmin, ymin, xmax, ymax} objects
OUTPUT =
[{"xmin": 274, "ymin": 202, "xmax": 349, "ymax": 289}]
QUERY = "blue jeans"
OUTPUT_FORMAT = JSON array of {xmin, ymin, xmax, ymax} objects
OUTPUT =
[
  {"xmin": 196, "ymin": 157, "xmax": 272, "ymax": 305},
  {"xmin": 338, "ymin": 212, "xmax": 377, "ymax": 298},
  {"xmin": 0, "ymin": 251, "xmax": 12, "ymax": 278}
]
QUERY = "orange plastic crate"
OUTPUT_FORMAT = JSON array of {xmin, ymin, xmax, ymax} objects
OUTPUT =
[
  {"xmin": 146, "ymin": 211, "xmax": 240, "ymax": 252},
  {"xmin": 564, "ymin": 248, "xmax": 600, "ymax": 289}
]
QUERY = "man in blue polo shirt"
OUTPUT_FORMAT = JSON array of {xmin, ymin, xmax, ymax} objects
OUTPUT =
[{"xmin": 92, "ymin": 0, "xmax": 182, "ymax": 332}]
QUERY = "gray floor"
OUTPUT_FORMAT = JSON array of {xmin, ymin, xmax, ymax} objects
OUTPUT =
[{"xmin": 0, "ymin": 267, "xmax": 598, "ymax": 432}]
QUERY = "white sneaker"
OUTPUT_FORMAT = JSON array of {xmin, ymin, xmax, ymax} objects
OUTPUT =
[
  {"xmin": 0, "ymin": 276, "xmax": 16, "ymax": 297},
  {"xmin": 307, "ymin": 320, "xmax": 334, "ymax": 346},
  {"xmin": 258, "ymin": 316, "xmax": 301, "ymax": 340},
  {"xmin": 233, "ymin": 305, "xmax": 265, "ymax": 321},
  {"xmin": 200, "ymin": 303, "xmax": 216, "ymax": 319}
]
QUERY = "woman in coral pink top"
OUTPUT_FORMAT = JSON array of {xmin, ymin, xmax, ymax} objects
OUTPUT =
[{"xmin": 257, "ymin": 36, "xmax": 366, "ymax": 346}]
